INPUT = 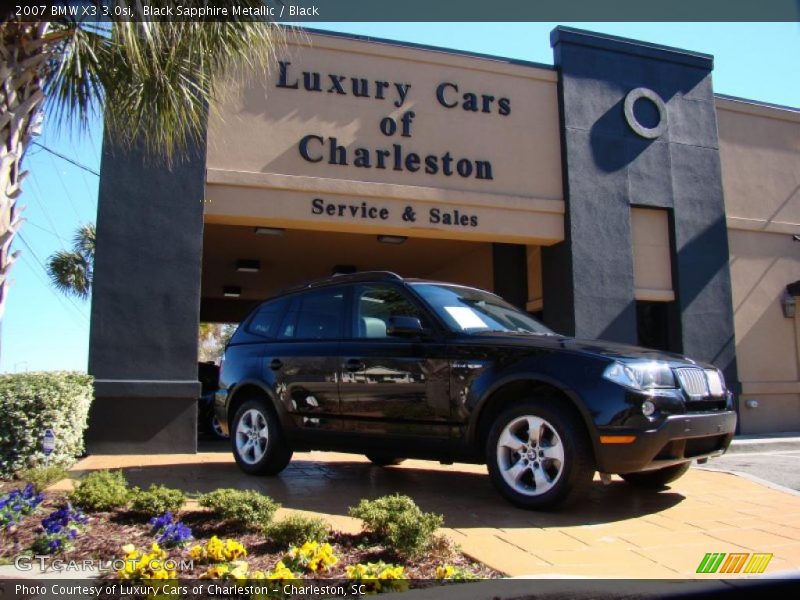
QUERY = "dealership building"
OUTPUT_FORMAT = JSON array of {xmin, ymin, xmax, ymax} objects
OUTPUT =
[{"xmin": 86, "ymin": 27, "xmax": 800, "ymax": 453}]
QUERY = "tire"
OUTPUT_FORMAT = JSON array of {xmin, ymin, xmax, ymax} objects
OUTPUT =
[
  {"xmin": 209, "ymin": 413, "xmax": 229, "ymax": 440},
  {"xmin": 231, "ymin": 399, "xmax": 293, "ymax": 475},
  {"xmin": 365, "ymin": 454, "xmax": 405, "ymax": 467},
  {"xmin": 620, "ymin": 462, "xmax": 691, "ymax": 489},
  {"xmin": 486, "ymin": 400, "xmax": 594, "ymax": 510}
]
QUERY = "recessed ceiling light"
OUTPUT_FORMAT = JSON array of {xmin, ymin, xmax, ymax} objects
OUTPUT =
[
  {"xmin": 254, "ymin": 227, "xmax": 285, "ymax": 236},
  {"xmin": 236, "ymin": 259, "xmax": 260, "ymax": 273},
  {"xmin": 377, "ymin": 235, "xmax": 407, "ymax": 244},
  {"xmin": 223, "ymin": 286, "xmax": 241, "ymax": 298}
]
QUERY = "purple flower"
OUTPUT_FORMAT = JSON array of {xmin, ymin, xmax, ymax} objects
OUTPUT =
[
  {"xmin": 34, "ymin": 504, "xmax": 87, "ymax": 554},
  {"xmin": 149, "ymin": 512, "xmax": 174, "ymax": 533},
  {"xmin": 148, "ymin": 512, "xmax": 192, "ymax": 547},
  {"xmin": 0, "ymin": 484, "xmax": 44, "ymax": 528}
]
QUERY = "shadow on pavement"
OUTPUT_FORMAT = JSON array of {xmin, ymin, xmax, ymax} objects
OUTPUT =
[{"xmin": 75, "ymin": 453, "xmax": 686, "ymax": 529}]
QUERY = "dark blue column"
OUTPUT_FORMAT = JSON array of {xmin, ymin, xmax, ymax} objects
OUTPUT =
[
  {"xmin": 87, "ymin": 134, "xmax": 206, "ymax": 453},
  {"xmin": 545, "ymin": 27, "xmax": 739, "ymax": 390}
]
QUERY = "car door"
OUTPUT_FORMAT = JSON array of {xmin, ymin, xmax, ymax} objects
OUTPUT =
[
  {"xmin": 269, "ymin": 287, "xmax": 347, "ymax": 434},
  {"xmin": 338, "ymin": 283, "xmax": 450, "ymax": 439}
]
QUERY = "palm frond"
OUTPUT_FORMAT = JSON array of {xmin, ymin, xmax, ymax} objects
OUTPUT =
[
  {"xmin": 43, "ymin": 22, "xmax": 108, "ymax": 134},
  {"xmin": 73, "ymin": 223, "xmax": 96, "ymax": 257},
  {"xmin": 46, "ymin": 249, "xmax": 92, "ymax": 299},
  {"xmin": 38, "ymin": 2, "xmax": 283, "ymax": 162}
]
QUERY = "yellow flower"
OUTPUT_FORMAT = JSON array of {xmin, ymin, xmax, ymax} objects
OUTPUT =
[
  {"xmin": 122, "ymin": 544, "xmax": 136, "ymax": 556},
  {"xmin": 436, "ymin": 564, "xmax": 456, "ymax": 579},
  {"xmin": 201, "ymin": 564, "xmax": 230, "ymax": 579},
  {"xmin": 189, "ymin": 544, "xmax": 204, "ymax": 561},
  {"xmin": 224, "ymin": 539, "xmax": 247, "ymax": 560},
  {"xmin": 228, "ymin": 561, "xmax": 249, "ymax": 580},
  {"xmin": 267, "ymin": 561, "xmax": 295, "ymax": 581}
]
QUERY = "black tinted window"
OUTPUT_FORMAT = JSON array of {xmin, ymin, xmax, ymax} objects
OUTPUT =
[
  {"xmin": 246, "ymin": 298, "xmax": 290, "ymax": 338},
  {"xmin": 279, "ymin": 289, "xmax": 345, "ymax": 340},
  {"xmin": 354, "ymin": 285, "xmax": 427, "ymax": 338}
]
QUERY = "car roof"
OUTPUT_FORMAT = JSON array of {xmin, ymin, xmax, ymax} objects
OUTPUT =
[
  {"xmin": 276, "ymin": 271, "xmax": 404, "ymax": 296},
  {"xmin": 272, "ymin": 271, "xmax": 486, "ymax": 299}
]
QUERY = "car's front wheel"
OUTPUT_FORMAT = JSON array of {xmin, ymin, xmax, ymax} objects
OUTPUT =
[
  {"xmin": 486, "ymin": 400, "xmax": 593, "ymax": 510},
  {"xmin": 231, "ymin": 399, "xmax": 292, "ymax": 475},
  {"xmin": 619, "ymin": 462, "xmax": 691, "ymax": 489}
]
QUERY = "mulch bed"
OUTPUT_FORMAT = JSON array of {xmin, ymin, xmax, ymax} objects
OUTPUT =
[{"xmin": 0, "ymin": 490, "xmax": 501, "ymax": 583}]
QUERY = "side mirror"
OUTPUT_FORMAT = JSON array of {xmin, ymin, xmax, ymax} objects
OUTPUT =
[{"xmin": 386, "ymin": 316, "xmax": 425, "ymax": 337}]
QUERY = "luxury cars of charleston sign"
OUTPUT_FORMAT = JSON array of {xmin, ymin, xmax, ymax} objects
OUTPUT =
[{"xmin": 276, "ymin": 61, "xmax": 512, "ymax": 229}]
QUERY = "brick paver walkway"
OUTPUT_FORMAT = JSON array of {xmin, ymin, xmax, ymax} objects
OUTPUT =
[{"xmin": 67, "ymin": 451, "xmax": 800, "ymax": 578}]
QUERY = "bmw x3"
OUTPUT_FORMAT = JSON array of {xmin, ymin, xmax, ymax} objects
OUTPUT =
[{"xmin": 215, "ymin": 272, "xmax": 737, "ymax": 509}]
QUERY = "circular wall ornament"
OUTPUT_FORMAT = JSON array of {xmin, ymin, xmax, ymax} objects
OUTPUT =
[{"xmin": 624, "ymin": 88, "xmax": 667, "ymax": 139}]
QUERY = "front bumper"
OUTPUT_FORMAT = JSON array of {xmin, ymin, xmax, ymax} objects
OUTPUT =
[{"xmin": 595, "ymin": 410, "xmax": 737, "ymax": 474}]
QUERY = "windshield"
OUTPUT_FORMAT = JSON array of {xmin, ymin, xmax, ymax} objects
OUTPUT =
[{"xmin": 411, "ymin": 284, "xmax": 556, "ymax": 336}]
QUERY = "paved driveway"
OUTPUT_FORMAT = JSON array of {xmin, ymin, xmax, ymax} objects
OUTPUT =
[
  {"xmin": 68, "ymin": 451, "xmax": 800, "ymax": 578},
  {"xmin": 698, "ymin": 450, "xmax": 800, "ymax": 492}
]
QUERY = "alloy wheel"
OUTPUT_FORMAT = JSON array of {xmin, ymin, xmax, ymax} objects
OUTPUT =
[
  {"xmin": 235, "ymin": 408, "xmax": 269, "ymax": 464},
  {"xmin": 496, "ymin": 415, "xmax": 565, "ymax": 496}
]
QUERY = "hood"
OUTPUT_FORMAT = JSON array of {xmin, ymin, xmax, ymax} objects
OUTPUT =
[
  {"xmin": 468, "ymin": 333, "xmax": 705, "ymax": 367},
  {"xmin": 556, "ymin": 338, "xmax": 700, "ymax": 365}
]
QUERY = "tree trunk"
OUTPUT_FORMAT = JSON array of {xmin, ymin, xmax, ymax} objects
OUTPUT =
[{"xmin": 0, "ymin": 22, "xmax": 49, "ymax": 345}]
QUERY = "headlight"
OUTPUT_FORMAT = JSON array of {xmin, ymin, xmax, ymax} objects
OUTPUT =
[
  {"xmin": 603, "ymin": 361, "xmax": 676, "ymax": 391},
  {"xmin": 705, "ymin": 369, "xmax": 726, "ymax": 396}
]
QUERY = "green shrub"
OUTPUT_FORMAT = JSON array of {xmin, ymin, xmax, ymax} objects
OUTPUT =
[
  {"xmin": 266, "ymin": 514, "xmax": 331, "ymax": 547},
  {"xmin": 130, "ymin": 484, "xmax": 185, "ymax": 515},
  {"xmin": 17, "ymin": 466, "xmax": 68, "ymax": 492},
  {"xmin": 349, "ymin": 494, "xmax": 443, "ymax": 558},
  {"xmin": 69, "ymin": 470, "xmax": 130, "ymax": 512},
  {"xmin": 0, "ymin": 372, "xmax": 93, "ymax": 478},
  {"xmin": 198, "ymin": 488, "xmax": 280, "ymax": 526}
]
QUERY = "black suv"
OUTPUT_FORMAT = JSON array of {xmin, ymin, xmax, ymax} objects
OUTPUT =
[{"xmin": 215, "ymin": 272, "xmax": 736, "ymax": 509}]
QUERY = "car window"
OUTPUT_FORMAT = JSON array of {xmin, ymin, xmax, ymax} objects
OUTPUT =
[
  {"xmin": 246, "ymin": 298, "xmax": 290, "ymax": 338},
  {"xmin": 354, "ymin": 284, "xmax": 427, "ymax": 339},
  {"xmin": 411, "ymin": 283, "xmax": 555, "ymax": 335},
  {"xmin": 278, "ymin": 288, "xmax": 345, "ymax": 340}
]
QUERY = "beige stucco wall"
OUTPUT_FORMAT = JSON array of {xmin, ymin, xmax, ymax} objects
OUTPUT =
[
  {"xmin": 630, "ymin": 207, "xmax": 674, "ymax": 302},
  {"xmin": 205, "ymin": 31, "xmax": 564, "ymax": 245},
  {"xmin": 718, "ymin": 97, "xmax": 800, "ymax": 433}
]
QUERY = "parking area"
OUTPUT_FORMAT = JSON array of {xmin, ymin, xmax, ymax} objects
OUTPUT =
[
  {"xmin": 66, "ymin": 451, "xmax": 800, "ymax": 578},
  {"xmin": 698, "ymin": 450, "xmax": 800, "ymax": 492}
]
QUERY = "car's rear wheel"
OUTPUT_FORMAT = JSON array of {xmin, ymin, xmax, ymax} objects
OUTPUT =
[
  {"xmin": 231, "ymin": 399, "xmax": 292, "ymax": 475},
  {"xmin": 619, "ymin": 462, "xmax": 691, "ymax": 489},
  {"xmin": 365, "ymin": 454, "xmax": 405, "ymax": 467},
  {"xmin": 486, "ymin": 400, "xmax": 593, "ymax": 510},
  {"xmin": 209, "ymin": 414, "xmax": 229, "ymax": 440}
]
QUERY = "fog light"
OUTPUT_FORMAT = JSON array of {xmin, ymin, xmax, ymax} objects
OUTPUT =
[{"xmin": 642, "ymin": 400, "xmax": 657, "ymax": 416}]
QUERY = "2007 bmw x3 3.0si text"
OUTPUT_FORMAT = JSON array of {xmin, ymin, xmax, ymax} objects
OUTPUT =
[{"xmin": 215, "ymin": 272, "xmax": 736, "ymax": 509}]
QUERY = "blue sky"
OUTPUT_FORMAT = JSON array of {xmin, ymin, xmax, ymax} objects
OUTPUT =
[{"xmin": 2, "ymin": 22, "xmax": 798, "ymax": 373}]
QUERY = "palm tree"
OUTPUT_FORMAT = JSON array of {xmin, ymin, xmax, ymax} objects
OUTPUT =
[
  {"xmin": 46, "ymin": 223, "xmax": 95, "ymax": 299},
  {"xmin": 0, "ymin": 3, "xmax": 281, "ymax": 322}
]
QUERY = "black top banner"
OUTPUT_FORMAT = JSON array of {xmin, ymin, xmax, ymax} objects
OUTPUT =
[{"xmin": 5, "ymin": 0, "xmax": 800, "ymax": 22}]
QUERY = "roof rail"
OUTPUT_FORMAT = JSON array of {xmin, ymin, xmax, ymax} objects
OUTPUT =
[{"xmin": 277, "ymin": 271, "xmax": 404, "ymax": 295}]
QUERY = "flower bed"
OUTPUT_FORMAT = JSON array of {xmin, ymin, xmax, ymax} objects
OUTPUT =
[{"xmin": 0, "ymin": 484, "xmax": 499, "ymax": 589}]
